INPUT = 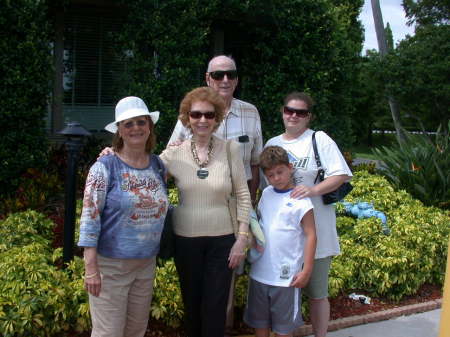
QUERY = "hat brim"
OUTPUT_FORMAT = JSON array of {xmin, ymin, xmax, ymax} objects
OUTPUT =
[{"xmin": 105, "ymin": 110, "xmax": 159, "ymax": 133}]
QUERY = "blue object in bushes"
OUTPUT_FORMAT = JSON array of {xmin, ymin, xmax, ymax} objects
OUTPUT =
[{"xmin": 342, "ymin": 201, "xmax": 390, "ymax": 235}]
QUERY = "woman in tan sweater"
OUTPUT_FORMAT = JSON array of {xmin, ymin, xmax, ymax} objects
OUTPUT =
[{"xmin": 160, "ymin": 87, "xmax": 251, "ymax": 337}]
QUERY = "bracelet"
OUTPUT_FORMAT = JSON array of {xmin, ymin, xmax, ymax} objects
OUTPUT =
[
  {"xmin": 84, "ymin": 272, "xmax": 98, "ymax": 279},
  {"xmin": 238, "ymin": 231, "xmax": 249, "ymax": 237}
]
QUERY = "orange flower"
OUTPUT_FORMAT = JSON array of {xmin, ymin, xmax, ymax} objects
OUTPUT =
[{"xmin": 411, "ymin": 162, "xmax": 421, "ymax": 171}]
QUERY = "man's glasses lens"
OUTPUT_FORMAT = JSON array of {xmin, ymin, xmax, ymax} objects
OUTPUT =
[
  {"xmin": 123, "ymin": 119, "xmax": 148, "ymax": 128},
  {"xmin": 209, "ymin": 70, "xmax": 238, "ymax": 80},
  {"xmin": 283, "ymin": 106, "xmax": 309, "ymax": 117},
  {"xmin": 189, "ymin": 111, "xmax": 216, "ymax": 119}
]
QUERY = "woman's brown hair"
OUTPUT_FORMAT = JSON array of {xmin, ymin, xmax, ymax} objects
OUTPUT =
[{"xmin": 112, "ymin": 116, "xmax": 156, "ymax": 153}]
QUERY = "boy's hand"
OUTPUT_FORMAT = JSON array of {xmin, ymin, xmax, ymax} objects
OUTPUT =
[
  {"xmin": 97, "ymin": 147, "xmax": 114, "ymax": 160},
  {"xmin": 290, "ymin": 270, "xmax": 311, "ymax": 288},
  {"xmin": 249, "ymin": 236, "xmax": 264, "ymax": 251},
  {"xmin": 255, "ymin": 244, "xmax": 264, "ymax": 253}
]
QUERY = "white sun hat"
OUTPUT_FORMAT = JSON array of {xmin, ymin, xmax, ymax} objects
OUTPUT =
[{"xmin": 105, "ymin": 96, "xmax": 159, "ymax": 133}]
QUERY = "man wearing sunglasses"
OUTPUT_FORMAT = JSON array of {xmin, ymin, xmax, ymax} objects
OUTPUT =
[{"xmin": 168, "ymin": 55, "xmax": 263, "ymax": 205}]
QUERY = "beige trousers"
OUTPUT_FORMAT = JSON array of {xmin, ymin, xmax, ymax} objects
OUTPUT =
[{"xmin": 89, "ymin": 255, "xmax": 156, "ymax": 337}]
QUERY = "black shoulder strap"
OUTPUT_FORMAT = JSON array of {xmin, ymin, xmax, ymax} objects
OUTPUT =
[
  {"xmin": 226, "ymin": 140, "xmax": 235, "ymax": 197},
  {"xmin": 312, "ymin": 132, "xmax": 325, "ymax": 184},
  {"xmin": 312, "ymin": 131, "xmax": 322, "ymax": 168}
]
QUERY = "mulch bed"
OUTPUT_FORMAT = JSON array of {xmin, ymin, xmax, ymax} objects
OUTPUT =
[
  {"xmin": 328, "ymin": 283, "xmax": 442, "ymax": 321},
  {"xmin": 143, "ymin": 283, "xmax": 443, "ymax": 336},
  {"xmin": 69, "ymin": 284, "xmax": 441, "ymax": 337}
]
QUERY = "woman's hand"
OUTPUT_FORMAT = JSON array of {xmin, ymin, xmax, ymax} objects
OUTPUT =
[
  {"xmin": 85, "ymin": 272, "xmax": 101, "ymax": 297},
  {"xmin": 83, "ymin": 247, "xmax": 101, "ymax": 296},
  {"xmin": 290, "ymin": 185, "xmax": 316, "ymax": 199},
  {"xmin": 290, "ymin": 175, "xmax": 350, "ymax": 199},
  {"xmin": 228, "ymin": 236, "xmax": 248, "ymax": 269},
  {"xmin": 97, "ymin": 147, "xmax": 115, "ymax": 160}
]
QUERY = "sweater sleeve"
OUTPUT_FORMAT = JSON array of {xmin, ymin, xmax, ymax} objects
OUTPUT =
[
  {"xmin": 230, "ymin": 140, "xmax": 251, "ymax": 224},
  {"xmin": 77, "ymin": 162, "xmax": 108, "ymax": 247},
  {"xmin": 159, "ymin": 145, "xmax": 176, "ymax": 175}
]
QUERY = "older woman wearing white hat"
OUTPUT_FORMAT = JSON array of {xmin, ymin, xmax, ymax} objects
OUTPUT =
[{"xmin": 78, "ymin": 96, "xmax": 168, "ymax": 337}]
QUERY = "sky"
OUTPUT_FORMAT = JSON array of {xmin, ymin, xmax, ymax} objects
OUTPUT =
[{"xmin": 359, "ymin": 0, "xmax": 416, "ymax": 52}]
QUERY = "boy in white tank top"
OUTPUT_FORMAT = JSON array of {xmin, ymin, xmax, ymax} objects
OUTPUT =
[{"xmin": 244, "ymin": 146, "xmax": 317, "ymax": 337}]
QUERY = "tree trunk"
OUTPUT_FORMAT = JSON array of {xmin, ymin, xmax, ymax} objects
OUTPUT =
[{"xmin": 371, "ymin": 0, "xmax": 406, "ymax": 145}]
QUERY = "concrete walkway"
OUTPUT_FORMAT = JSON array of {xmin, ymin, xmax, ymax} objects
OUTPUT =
[
  {"xmin": 308, "ymin": 309, "xmax": 441, "ymax": 337},
  {"xmin": 238, "ymin": 301, "xmax": 443, "ymax": 337}
]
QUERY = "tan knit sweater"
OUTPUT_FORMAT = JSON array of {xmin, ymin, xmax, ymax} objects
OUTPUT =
[{"xmin": 160, "ymin": 136, "xmax": 251, "ymax": 237}]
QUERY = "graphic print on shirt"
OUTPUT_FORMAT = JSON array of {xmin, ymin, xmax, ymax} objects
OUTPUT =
[
  {"xmin": 121, "ymin": 172, "xmax": 167, "ymax": 225},
  {"xmin": 287, "ymin": 150, "xmax": 309, "ymax": 185},
  {"xmin": 83, "ymin": 170, "xmax": 106, "ymax": 220}
]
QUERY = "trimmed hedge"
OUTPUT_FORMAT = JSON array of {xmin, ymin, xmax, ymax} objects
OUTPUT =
[{"xmin": 0, "ymin": 0, "xmax": 52, "ymax": 196}]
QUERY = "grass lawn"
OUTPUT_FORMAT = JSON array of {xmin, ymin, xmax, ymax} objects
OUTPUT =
[{"xmin": 350, "ymin": 133, "xmax": 397, "ymax": 160}]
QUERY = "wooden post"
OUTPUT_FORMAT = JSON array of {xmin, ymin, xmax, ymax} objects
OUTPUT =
[{"xmin": 439, "ymin": 239, "xmax": 450, "ymax": 337}]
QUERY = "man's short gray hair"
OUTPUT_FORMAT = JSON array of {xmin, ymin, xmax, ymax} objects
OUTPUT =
[{"xmin": 207, "ymin": 55, "xmax": 237, "ymax": 72}]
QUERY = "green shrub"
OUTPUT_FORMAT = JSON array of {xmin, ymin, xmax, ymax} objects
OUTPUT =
[
  {"xmin": 2, "ymin": 168, "xmax": 448, "ymax": 336},
  {"xmin": 330, "ymin": 170, "xmax": 449, "ymax": 300},
  {"xmin": 0, "ymin": 245, "xmax": 84, "ymax": 337},
  {"xmin": 0, "ymin": 210, "xmax": 55, "ymax": 251},
  {"xmin": 353, "ymin": 161, "xmax": 377, "ymax": 174},
  {"xmin": 373, "ymin": 123, "xmax": 450, "ymax": 209},
  {"xmin": 65, "ymin": 255, "xmax": 91, "ymax": 333},
  {"xmin": 151, "ymin": 259, "xmax": 184, "ymax": 327}
]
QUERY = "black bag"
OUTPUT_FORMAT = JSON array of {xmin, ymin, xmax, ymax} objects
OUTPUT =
[
  {"xmin": 158, "ymin": 205, "xmax": 175, "ymax": 260},
  {"xmin": 151, "ymin": 155, "xmax": 175, "ymax": 260},
  {"xmin": 312, "ymin": 132, "xmax": 353, "ymax": 205}
]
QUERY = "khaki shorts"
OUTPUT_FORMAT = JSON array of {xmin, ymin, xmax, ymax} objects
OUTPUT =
[{"xmin": 303, "ymin": 256, "xmax": 332, "ymax": 299}]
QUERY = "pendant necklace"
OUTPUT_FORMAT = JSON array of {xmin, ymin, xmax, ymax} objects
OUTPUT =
[{"xmin": 191, "ymin": 138, "xmax": 214, "ymax": 179}]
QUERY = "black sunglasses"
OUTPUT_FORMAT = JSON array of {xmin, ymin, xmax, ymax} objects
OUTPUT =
[
  {"xmin": 208, "ymin": 70, "xmax": 238, "ymax": 81},
  {"xmin": 189, "ymin": 110, "xmax": 216, "ymax": 119},
  {"xmin": 283, "ymin": 106, "xmax": 309, "ymax": 117},
  {"xmin": 122, "ymin": 119, "xmax": 148, "ymax": 129}
]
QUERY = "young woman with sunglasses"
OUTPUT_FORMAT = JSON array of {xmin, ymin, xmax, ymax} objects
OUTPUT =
[
  {"xmin": 264, "ymin": 92, "xmax": 352, "ymax": 337},
  {"xmin": 160, "ymin": 86, "xmax": 251, "ymax": 337}
]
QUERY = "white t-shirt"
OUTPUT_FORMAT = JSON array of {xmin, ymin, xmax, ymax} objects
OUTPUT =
[
  {"xmin": 265, "ymin": 129, "xmax": 352, "ymax": 259},
  {"xmin": 250, "ymin": 186, "xmax": 314, "ymax": 287}
]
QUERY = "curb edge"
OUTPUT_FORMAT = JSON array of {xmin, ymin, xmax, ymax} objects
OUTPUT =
[{"xmin": 294, "ymin": 299, "xmax": 442, "ymax": 336}]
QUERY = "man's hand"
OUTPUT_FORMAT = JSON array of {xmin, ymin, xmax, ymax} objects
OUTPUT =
[{"xmin": 167, "ymin": 140, "xmax": 184, "ymax": 147}]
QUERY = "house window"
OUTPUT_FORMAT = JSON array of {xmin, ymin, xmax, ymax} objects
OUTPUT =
[{"xmin": 59, "ymin": 8, "xmax": 126, "ymax": 132}]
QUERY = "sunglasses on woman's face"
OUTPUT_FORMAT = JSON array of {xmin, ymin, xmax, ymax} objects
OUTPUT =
[
  {"xmin": 189, "ymin": 110, "xmax": 216, "ymax": 119},
  {"xmin": 122, "ymin": 119, "xmax": 148, "ymax": 129},
  {"xmin": 283, "ymin": 106, "xmax": 309, "ymax": 118},
  {"xmin": 208, "ymin": 70, "xmax": 238, "ymax": 81}
]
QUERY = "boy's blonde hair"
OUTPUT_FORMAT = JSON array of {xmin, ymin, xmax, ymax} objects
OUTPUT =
[{"xmin": 260, "ymin": 146, "xmax": 290, "ymax": 172}]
